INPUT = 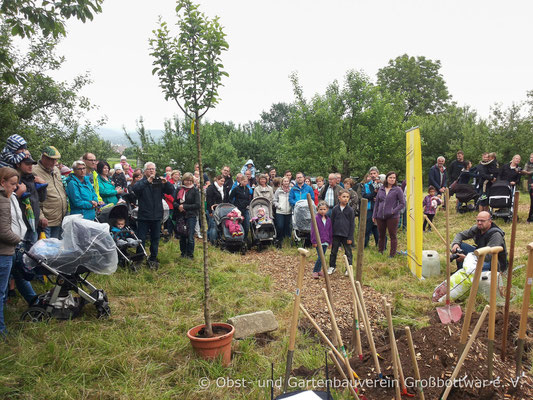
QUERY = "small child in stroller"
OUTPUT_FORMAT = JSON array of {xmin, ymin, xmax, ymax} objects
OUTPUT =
[
  {"xmin": 250, "ymin": 207, "xmax": 272, "ymax": 228},
  {"xmin": 225, "ymin": 208, "xmax": 244, "ymax": 237},
  {"xmin": 111, "ymin": 218, "xmax": 141, "ymax": 248}
]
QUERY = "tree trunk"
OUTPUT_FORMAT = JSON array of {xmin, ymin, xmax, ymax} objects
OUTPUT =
[{"xmin": 195, "ymin": 116, "xmax": 213, "ymax": 337}]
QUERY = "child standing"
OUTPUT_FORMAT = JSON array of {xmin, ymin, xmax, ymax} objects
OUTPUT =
[
  {"xmin": 310, "ymin": 201, "xmax": 332, "ymax": 279},
  {"xmin": 423, "ymin": 186, "xmax": 442, "ymax": 232},
  {"xmin": 328, "ymin": 189, "xmax": 355, "ymax": 275}
]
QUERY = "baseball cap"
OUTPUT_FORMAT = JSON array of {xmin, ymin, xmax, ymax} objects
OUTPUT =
[
  {"xmin": 42, "ymin": 145, "xmax": 61, "ymax": 159},
  {"xmin": 21, "ymin": 155, "xmax": 37, "ymax": 165}
]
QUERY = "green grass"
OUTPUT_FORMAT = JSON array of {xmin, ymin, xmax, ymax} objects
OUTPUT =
[{"xmin": 1, "ymin": 199, "xmax": 532, "ymax": 399}]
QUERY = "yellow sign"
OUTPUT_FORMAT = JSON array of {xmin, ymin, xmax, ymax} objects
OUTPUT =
[
  {"xmin": 406, "ymin": 127, "xmax": 423, "ymax": 279},
  {"xmin": 191, "ymin": 119, "xmax": 195, "ymax": 135}
]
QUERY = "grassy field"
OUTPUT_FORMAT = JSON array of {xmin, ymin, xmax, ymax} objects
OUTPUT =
[{"xmin": 1, "ymin": 198, "xmax": 532, "ymax": 399}]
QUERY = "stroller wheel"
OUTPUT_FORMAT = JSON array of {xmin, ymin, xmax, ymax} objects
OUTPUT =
[
  {"xmin": 96, "ymin": 304, "xmax": 111, "ymax": 319},
  {"xmin": 20, "ymin": 307, "xmax": 51, "ymax": 322},
  {"xmin": 130, "ymin": 260, "xmax": 142, "ymax": 272},
  {"xmin": 147, "ymin": 260, "xmax": 159, "ymax": 270}
]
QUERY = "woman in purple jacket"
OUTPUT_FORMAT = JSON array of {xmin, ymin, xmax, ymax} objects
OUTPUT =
[
  {"xmin": 373, "ymin": 171, "xmax": 405, "ymax": 257},
  {"xmin": 310, "ymin": 201, "xmax": 332, "ymax": 279}
]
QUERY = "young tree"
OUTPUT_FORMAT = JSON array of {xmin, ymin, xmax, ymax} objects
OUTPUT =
[{"xmin": 149, "ymin": 0, "xmax": 228, "ymax": 337}]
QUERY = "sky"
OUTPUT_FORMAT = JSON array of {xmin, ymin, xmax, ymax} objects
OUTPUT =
[{"xmin": 53, "ymin": 0, "xmax": 533, "ymax": 132}]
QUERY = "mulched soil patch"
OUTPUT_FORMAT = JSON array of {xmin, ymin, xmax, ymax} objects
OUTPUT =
[{"xmin": 244, "ymin": 248, "xmax": 533, "ymax": 399}]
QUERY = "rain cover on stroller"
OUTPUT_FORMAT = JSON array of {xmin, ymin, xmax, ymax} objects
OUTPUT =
[
  {"xmin": 25, "ymin": 215, "xmax": 118, "ymax": 275},
  {"xmin": 293, "ymin": 200, "xmax": 314, "ymax": 232}
]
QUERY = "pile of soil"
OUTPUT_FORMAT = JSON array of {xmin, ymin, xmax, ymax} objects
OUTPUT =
[{"xmin": 245, "ymin": 249, "xmax": 533, "ymax": 399}]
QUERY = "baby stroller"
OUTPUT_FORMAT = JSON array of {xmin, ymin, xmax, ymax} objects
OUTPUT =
[
  {"xmin": 97, "ymin": 203, "xmax": 148, "ymax": 271},
  {"xmin": 213, "ymin": 203, "xmax": 247, "ymax": 254},
  {"xmin": 249, "ymin": 197, "xmax": 276, "ymax": 250},
  {"xmin": 20, "ymin": 215, "xmax": 118, "ymax": 321},
  {"xmin": 292, "ymin": 199, "xmax": 315, "ymax": 247},
  {"xmin": 454, "ymin": 183, "xmax": 479, "ymax": 213},
  {"xmin": 488, "ymin": 180, "xmax": 514, "ymax": 222}
]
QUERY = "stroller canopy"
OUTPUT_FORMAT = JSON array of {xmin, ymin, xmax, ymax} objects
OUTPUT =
[
  {"xmin": 250, "ymin": 197, "xmax": 273, "ymax": 219},
  {"xmin": 489, "ymin": 180, "xmax": 512, "ymax": 197},
  {"xmin": 26, "ymin": 215, "xmax": 118, "ymax": 275},
  {"xmin": 97, "ymin": 203, "xmax": 129, "ymax": 224},
  {"xmin": 213, "ymin": 203, "xmax": 238, "ymax": 225},
  {"xmin": 455, "ymin": 184, "xmax": 479, "ymax": 203}
]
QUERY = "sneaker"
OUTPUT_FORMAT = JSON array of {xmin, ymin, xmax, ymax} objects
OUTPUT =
[
  {"xmin": 318, "ymin": 270, "xmax": 324, "ymax": 277},
  {"xmin": 327, "ymin": 267, "xmax": 336, "ymax": 275},
  {"xmin": 344, "ymin": 270, "xmax": 349, "ymax": 276},
  {"xmin": 312, "ymin": 272, "xmax": 319, "ymax": 279}
]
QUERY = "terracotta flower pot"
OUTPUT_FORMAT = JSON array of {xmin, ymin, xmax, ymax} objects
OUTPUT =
[{"xmin": 187, "ymin": 323, "xmax": 234, "ymax": 366}]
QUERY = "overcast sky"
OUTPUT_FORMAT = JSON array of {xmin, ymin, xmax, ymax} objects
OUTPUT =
[{"xmin": 53, "ymin": 0, "xmax": 533, "ymax": 131}]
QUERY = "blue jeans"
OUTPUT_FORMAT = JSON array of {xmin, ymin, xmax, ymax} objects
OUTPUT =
[
  {"xmin": 0, "ymin": 255, "xmax": 13, "ymax": 335},
  {"xmin": 207, "ymin": 213, "xmax": 217, "ymax": 244},
  {"xmin": 136, "ymin": 220, "xmax": 161, "ymax": 261},
  {"xmin": 39, "ymin": 225, "xmax": 63, "ymax": 239},
  {"xmin": 275, "ymin": 213, "xmax": 291, "ymax": 243},
  {"xmin": 457, "ymin": 243, "xmax": 491, "ymax": 271},
  {"xmin": 314, "ymin": 244, "xmax": 328, "ymax": 273},
  {"xmin": 11, "ymin": 245, "xmax": 36, "ymax": 304},
  {"xmin": 180, "ymin": 217, "xmax": 197, "ymax": 257}
]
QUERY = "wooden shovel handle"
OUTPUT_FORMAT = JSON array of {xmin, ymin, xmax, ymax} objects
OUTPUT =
[
  {"xmin": 474, "ymin": 246, "xmax": 492, "ymax": 257},
  {"xmin": 297, "ymin": 248, "xmax": 309, "ymax": 257},
  {"xmin": 356, "ymin": 281, "xmax": 381, "ymax": 375},
  {"xmin": 490, "ymin": 246, "xmax": 503, "ymax": 254},
  {"xmin": 488, "ymin": 246, "xmax": 503, "ymax": 341},
  {"xmin": 423, "ymin": 215, "xmax": 447, "ymax": 247},
  {"xmin": 459, "ymin": 251, "xmax": 487, "ymax": 347},
  {"xmin": 328, "ymin": 351, "xmax": 361, "ymax": 400},
  {"xmin": 344, "ymin": 257, "xmax": 363, "ymax": 358},
  {"xmin": 405, "ymin": 327, "xmax": 425, "ymax": 400},
  {"xmin": 384, "ymin": 299, "xmax": 402, "ymax": 400},
  {"xmin": 299, "ymin": 304, "xmax": 344, "ymax": 361},
  {"xmin": 442, "ymin": 305, "xmax": 489, "ymax": 400},
  {"xmin": 518, "ymin": 244, "xmax": 533, "ymax": 340},
  {"xmin": 288, "ymin": 250, "xmax": 308, "ymax": 350}
]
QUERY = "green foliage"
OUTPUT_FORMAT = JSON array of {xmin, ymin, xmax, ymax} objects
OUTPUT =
[
  {"xmin": 0, "ymin": 25, "xmax": 110, "ymax": 165},
  {"xmin": 377, "ymin": 54, "xmax": 452, "ymax": 121},
  {"xmin": 0, "ymin": 0, "xmax": 103, "ymax": 84},
  {"xmin": 280, "ymin": 70, "xmax": 405, "ymax": 178}
]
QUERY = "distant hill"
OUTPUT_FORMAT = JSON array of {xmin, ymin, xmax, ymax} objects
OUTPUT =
[{"xmin": 97, "ymin": 127, "xmax": 164, "ymax": 146}]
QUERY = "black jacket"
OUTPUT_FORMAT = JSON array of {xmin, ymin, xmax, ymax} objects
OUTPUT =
[
  {"xmin": 131, "ymin": 177, "xmax": 174, "ymax": 221},
  {"xmin": 476, "ymin": 160, "xmax": 499, "ymax": 191},
  {"xmin": 223, "ymin": 175, "xmax": 233, "ymax": 201},
  {"xmin": 206, "ymin": 184, "xmax": 223, "ymax": 214},
  {"xmin": 330, "ymin": 204, "xmax": 355, "ymax": 238},
  {"xmin": 173, "ymin": 186, "xmax": 200, "ymax": 219},
  {"xmin": 111, "ymin": 172, "xmax": 128, "ymax": 190},
  {"xmin": 448, "ymin": 160, "xmax": 466, "ymax": 183},
  {"xmin": 229, "ymin": 184, "xmax": 251, "ymax": 214},
  {"xmin": 19, "ymin": 172, "xmax": 47, "ymax": 229},
  {"xmin": 499, "ymin": 163, "xmax": 521, "ymax": 184}
]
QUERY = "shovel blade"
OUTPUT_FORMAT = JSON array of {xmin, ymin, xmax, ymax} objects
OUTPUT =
[{"xmin": 437, "ymin": 304, "xmax": 463, "ymax": 324}]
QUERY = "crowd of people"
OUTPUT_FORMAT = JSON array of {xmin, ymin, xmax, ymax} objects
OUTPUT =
[{"xmin": 1, "ymin": 132, "xmax": 532, "ymax": 337}]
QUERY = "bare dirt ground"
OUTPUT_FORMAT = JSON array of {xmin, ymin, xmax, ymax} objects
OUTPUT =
[{"xmin": 243, "ymin": 249, "xmax": 533, "ymax": 400}]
